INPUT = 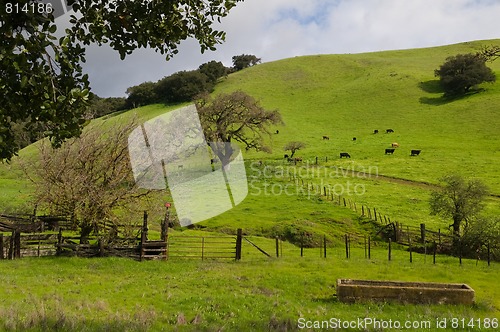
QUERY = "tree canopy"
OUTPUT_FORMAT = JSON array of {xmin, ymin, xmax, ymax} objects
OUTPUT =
[
  {"xmin": 434, "ymin": 53, "xmax": 496, "ymax": 97},
  {"xmin": 196, "ymin": 91, "xmax": 283, "ymax": 167},
  {"xmin": 232, "ymin": 54, "xmax": 261, "ymax": 71},
  {"xmin": 0, "ymin": 0, "xmax": 242, "ymax": 161},
  {"xmin": 430, "ymin": 174, "xmax": 488, "ymax": 246}
]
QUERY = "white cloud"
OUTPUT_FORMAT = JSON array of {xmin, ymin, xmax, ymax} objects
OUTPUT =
[{"xmin": 61, "ymin": 0, "xmax": 500, "ymax": 97}]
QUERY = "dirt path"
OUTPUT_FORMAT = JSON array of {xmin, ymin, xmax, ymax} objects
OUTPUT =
[{"xmin": 342, "ymin": 169, "xmax": 500, "ymax": 201}]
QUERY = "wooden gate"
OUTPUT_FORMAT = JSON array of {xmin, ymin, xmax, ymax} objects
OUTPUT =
[{"xmin": 167, "ymin": 235, "xmax": 237, "ymax": 260}]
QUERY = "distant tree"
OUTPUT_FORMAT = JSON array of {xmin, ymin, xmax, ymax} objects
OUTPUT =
[
  {"xmin": 156, "ymin": 70, "xmax": 213, "ymax": 103},
  {"xmin": 88, "ymin": 94, "xmax": 127, "ymax": 118},
  {"xmin": 232, "ymin": 54, "xmax": 261, "ymax": 71},
  {"xmin": 284, "ymin": 141, "xmax": 306, "ymax": 158},
  {"xmin": 430, "ymin": 174, "xmax": 488, "ymax": 247},
  {"xmin": 125, "ymin": 81, "xmax": 159, "ymax": 109},
  {"xmin": 434, "ymin": 53, "xmax": 496, "ymax": 96},
  {"xmin": 199, "ymin": 60, "xmax": 228, "ymax": 83},
  {"xmin": 196, "ymin": 91, "xmax": 283, "ymax": 167}
]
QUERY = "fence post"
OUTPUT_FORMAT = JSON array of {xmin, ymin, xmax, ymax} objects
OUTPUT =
[
  {"xmin": 459, "ymin": 238, "xmax": 462, "ymax": 265},
  {"xmin": 57, "ymin": 229, "xmax": 62, "ymax": 256},
  {"xmin": 345, "ymin": 234, "xmax": 349, "ymax": 259},
  {"xmin": 201, "ymin": 237, "xmax": 205, "ymax": 260},
  {"xmin": 486, "ymin": 242, "xmax": 491, "ymax": 266},
  {"xmin": 98, "ymin": 239, "xmax": 104, "ymax": 257},
  {"xmin": 0, "ymin": 234, "xmax": 3, "ymax": 260},
  {"xmin": 8, "ymin": 232, "xmax": 14, "ymax": 259},
  {"xmin": 374, "ymin": 208, "xmax": 377, "ymax": 221},
  {"xmin": 300, "ymin": 233, "xmax": 304, "ymax": 257},
  {"xmin": 388, "ymin": 238, "xmax": 392, "ymax": 261},
  {"xmin": 433, "ymin": 241, "xmax": 437, "ymax": 264},
  {"xmin": 362, "ymin": 205, "xmax": 365, "ymax": 217},
  {"xmin": 275, "ymin": 236, "xmax": 279, "ymax": 258},
  {"xmin": 323, "ymin": 235, "xmax": 327, "ymax": 258},
  {"xmin": 343, "ymin": 197, "xmax": 346, "ymax": 207},
  {"xmin": 140, "ymin": 211, "xmax": 149, "ymax": 261},
  {"xmin": 420, "ymin": 223, "xmax": 426, "ymax": 244},
  {"xmin": 364, "ymin": 235, "xmax": 367, "ymax": 259},
  {"xmin": 14, "ymin": 231, "xmax": 21, "ymax": 259},
  {"xmin": 408, "ymin": 233, "xmax": 412, "ymax": 263},
  {"xmin": 235, "ymin": 229, "xmax": 242, "ymax": 260},
  {"xmin": 315, "ymin": 156, "xmax": 318, "ymax": 165},
  {"xmin": 368, "ymin": 236, "xmax": 371, "ymax": 259}
]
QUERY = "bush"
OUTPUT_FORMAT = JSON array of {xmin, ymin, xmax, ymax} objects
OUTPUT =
[{"xmin": 461, "ymin": 217, "xmax": 500, "ymax": 261}]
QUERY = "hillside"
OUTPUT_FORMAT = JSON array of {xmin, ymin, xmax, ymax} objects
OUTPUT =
[{"xmin": 1, "ymin": 39, "xmax": 500, "ymax": 237}]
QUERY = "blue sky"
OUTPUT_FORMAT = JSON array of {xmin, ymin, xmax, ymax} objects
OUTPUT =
[{"xmin": 55, "ymin": 0, "xmax": 500, "ymax": 97}]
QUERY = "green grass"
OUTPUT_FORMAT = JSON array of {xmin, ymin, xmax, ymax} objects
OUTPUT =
[
  {"xmin": 0, "ymin": 239, "xmax": 498, "ymax": 331},
  {"xmin": 1, "ymin": 40, "xmax": 500, "ymax": 330}
]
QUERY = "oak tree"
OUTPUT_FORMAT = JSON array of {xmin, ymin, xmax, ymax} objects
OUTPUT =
[
  {"xmin": 196, "ymin": 91, "xmax": 283, "ymax": 167},
  {"xmin": 434, "ymin": 53, "xmax": 496, "ymax": 97}
]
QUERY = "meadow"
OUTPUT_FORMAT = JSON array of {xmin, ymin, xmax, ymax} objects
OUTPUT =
[
  {"xmin": 0, "ymin": 238, "xmax": 499, "ymax": 331},
  {"xmin": 1, "ymin": 40, "xmax": 500, "ymax": 330}
]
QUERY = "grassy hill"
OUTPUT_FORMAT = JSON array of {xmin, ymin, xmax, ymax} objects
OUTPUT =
[
  {"xmin": 2, "ymin": 39, "xmax": 500, "ymax": 237},
  {"xmin": 1, "ymin": 40, "xmax": 500, "ymax": 331}
]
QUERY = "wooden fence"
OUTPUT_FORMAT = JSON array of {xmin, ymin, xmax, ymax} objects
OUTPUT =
[{"xmin": 286, "ymin": 174, "xmax": 457, "ymax": 250}]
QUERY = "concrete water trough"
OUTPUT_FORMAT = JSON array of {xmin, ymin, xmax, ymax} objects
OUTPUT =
[{"xmin": 336, "ymin": 279, "xmax": 475, "ymax": 305}]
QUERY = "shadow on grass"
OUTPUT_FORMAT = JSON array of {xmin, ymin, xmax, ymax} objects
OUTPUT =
[
  {"xmin": 418, "ymin": 80, "xmax": 484, "ymax": 106},
  {"xmin": 418, "ymin": 80, "xmax": 451, "ymax": 106}
]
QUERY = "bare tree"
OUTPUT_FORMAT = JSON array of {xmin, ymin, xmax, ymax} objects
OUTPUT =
[
  {"xmin": 29, "ymin": 118, "xmax": 151, "ymax": 243},
  {"xmin": 196, "ymin": 91, "xmax": 283, "ymax": 167},
  {"xmin": 284, "ymin": 141, "xmax": 306, "ymax": 158}
]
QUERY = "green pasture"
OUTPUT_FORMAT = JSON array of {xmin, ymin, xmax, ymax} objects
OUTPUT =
[
  {"xmin": 0, "ymin": 234, "xmax": 498, "ymax": 331},
  {"xmin": 2, "ymin": 39, "xmax": 500, "ymax": 239}
]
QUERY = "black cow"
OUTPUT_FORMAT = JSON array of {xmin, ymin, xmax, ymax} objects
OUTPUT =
[
  {"xmin": 340, "ymin": 152, "xmax": 351, "ymax": 158},
  {"xmin": 284, "ymin": 154, "xmax": 289, "ymax": 159},
  {"xmin": 386, "ymin": 129, "xmax": 394, "ymax": 133},
  {"xmin": 385, "ymin": 148, "xmax": 395, "ymax": 155},
  {"xmin": 323, "ymin": 135, "xmax": 330, "ymax": 140},
  {"xmin": 411, "ymin": 149, "xmax": 421, "ymax": 156},
  {"xmin": 275, "ymin": 130, "xmax": 279, "ymax": 134},
  {"xmin": 373, "ymin": 129, "xmax": 379, "ymax": 134},
  {"xmin": 352, "ymin": 137, "xmax": 357, "ymax": 141}
]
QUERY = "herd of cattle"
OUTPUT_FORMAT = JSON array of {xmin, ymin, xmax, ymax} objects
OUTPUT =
[{"xmin": 285, "ymin": 129, "xmax": 421, "ymax": 162}]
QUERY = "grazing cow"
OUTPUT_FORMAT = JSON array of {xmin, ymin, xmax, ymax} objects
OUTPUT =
[
  {"xmin": 386, "ymin": 129, "xmax": 394, "ymax": 133},
  {"xmin": 323, "ymin": 135, "xmax": 330, "ymax": 140},
  {"xmin": 340, "ymin": 152, "xmax": 351, "ymax": 158},
  {"xmin": 385, "ymin": 148, "xmax": 395, "ymax": 155},
  {"xmin": 294, "ymin": 157, "xmax": 303, "ymax": 162},
  {"xmin": 391, "ymin": 142, "xmax": 399, "ymax": 148},
  {"xmin": 352, "ymin": 137, "xmax": 357, "ymax": 141},
  {"xmin": 284, "ymin": 154, "xmax": 289, "ymax": 159},
  {"xmin": 275, "ymin": 130, "xmax": 279, "ymax": 134},
  {"xmin": 411, "ymin": 149, "xmax": 421, "ymax": 156},
  {"xmin": 373, "ymin": 129, "xmax": 379, "ymax": 134}
]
